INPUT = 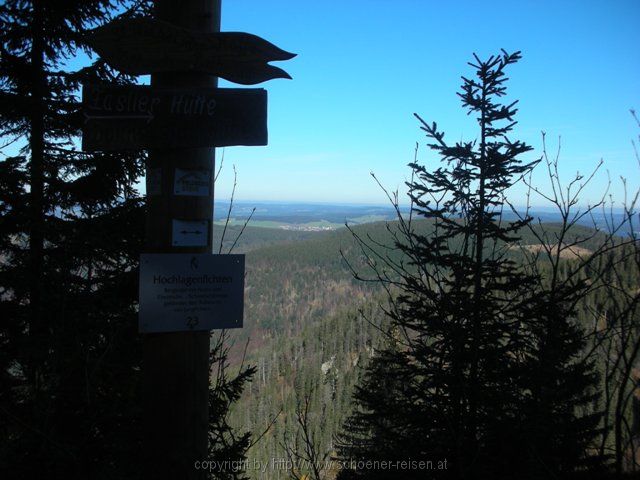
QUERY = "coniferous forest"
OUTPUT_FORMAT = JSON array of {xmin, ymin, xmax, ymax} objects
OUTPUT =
[{"xmin": 1, "ymin": 2, "xmax": 639, "ymax": 480}]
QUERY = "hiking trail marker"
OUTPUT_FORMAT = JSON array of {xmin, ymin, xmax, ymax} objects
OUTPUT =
[
  {"xmin": 171, "ymin": 220, "xmax": 209, "ymax": 248},
  {"xmin": 174, "ymin": 169, "xmax": 212, "ymax": 196}
]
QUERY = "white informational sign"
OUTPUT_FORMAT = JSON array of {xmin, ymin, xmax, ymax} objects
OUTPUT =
[
  {"xmin": 146, "ymin": 167, "xmax": 162, "ymax": 196},
  {"xmin": 139, "ymin": 253, "xmax": 244, "ymax": 333},
  {"xmin": 172, "ymin": 219, "xmax": 209, "ymax": 247},
  {"xmin": 174, "ymin": 168, "xmax": 211, "ymax": 196}
]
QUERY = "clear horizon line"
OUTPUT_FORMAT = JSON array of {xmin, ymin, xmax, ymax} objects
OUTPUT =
[{"xmin": 211, "ymin": 199, "xmax": 627, "ymax": 212}]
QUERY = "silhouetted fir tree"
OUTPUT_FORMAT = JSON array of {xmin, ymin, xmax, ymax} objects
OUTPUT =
[
  {"xmin": 337, "ymin": 50, "xmax": 603, "ymax": 479},
  {"xmin": 206, "ymin": 334, "xmax": 257, "ymax": 480},
  {"xmin": 0, "ymin": 1, "xmax": 149, "ymax": 478},
  {"xmin": 518, "ymin": 265, "xmax": 605, "ymax": 477},
  {"xmin": 336, "ymin": 338, "xmax": 429, "ymax": 480}
]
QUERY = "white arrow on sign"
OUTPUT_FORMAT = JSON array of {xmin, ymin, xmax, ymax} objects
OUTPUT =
[{"xmin": 83, "ymin": 111, "xmax": 154, "ymax": 123}]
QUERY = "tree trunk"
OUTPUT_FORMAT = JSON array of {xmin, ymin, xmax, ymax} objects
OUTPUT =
[{"xmin": 28, "ymin": 0, "xmax": 46, "ymax": 398}]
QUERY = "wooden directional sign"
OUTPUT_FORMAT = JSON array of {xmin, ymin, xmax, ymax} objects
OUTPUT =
[
  {"xmin": 85, "ymin": 17, "xmax": 296, "ymax": 85},
  {"xmin": 81, "ymin": 83, "xmax": 267, "ymax": 151}
]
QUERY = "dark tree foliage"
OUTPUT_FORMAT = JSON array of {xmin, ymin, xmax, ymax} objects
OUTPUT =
[
  {"xmin": 206, "ymin": 333, "xmax": 257, "ymax": 480},
  {"xmin": 0, "ymin": 2, "xmax": 259, "ymax": 479},
  {"xmin": 337, "ymin": 51, "xmax": 603, "ymax": 479},
  {"xmin": 518, "ymin": 284, "xmax": 604, "ymax": 478},
  {"xmin": 0, "ymin": 1, "xmax": 148, "ymax": 478},
  {"xmin": 336, "ymin": 338, "xmax": 428, "ymax": 480}
]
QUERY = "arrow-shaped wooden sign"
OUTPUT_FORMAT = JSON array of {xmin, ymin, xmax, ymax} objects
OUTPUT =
[{"xmin": 84, "ymin": 17, "xmax": 296, "ymax": 85}]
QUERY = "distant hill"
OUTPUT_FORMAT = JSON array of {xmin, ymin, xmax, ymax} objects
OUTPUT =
[
  {"xmin": 213, "ymin": 200, "xmax": 629, "ymax": 233},
  {"xmin": 214, "ymin": 201, "xmax": 403, "ymax": 231}
]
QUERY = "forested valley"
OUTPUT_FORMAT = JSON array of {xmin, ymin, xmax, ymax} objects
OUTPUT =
[
  {"xmin": 222, "ymin": 218, "xmax": 640, "ymax": 479},
  {"xmin": 1, "ymin": 2, "xmax": 639, "ymax": 479}
]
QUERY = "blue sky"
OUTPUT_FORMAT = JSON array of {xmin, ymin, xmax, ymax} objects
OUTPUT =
[
  {"xmin": 209, "ymin": 0, "xmax": 639, "ymax": 207},
  {"xmin": 6, "ymin": 1, "xmax": 635, "ymax": 207}
]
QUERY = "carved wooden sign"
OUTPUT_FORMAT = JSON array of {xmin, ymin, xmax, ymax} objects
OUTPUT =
[
  {"xmin": 85, "ymin": 17, "xmax": 296, "ymax": 85},
  {"xmin": 81, "ymin": 83, "xmax": 267, "ymax": 151}
]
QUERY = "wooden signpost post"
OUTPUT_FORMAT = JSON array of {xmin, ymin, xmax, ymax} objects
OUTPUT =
[{"xmin": 81, "ymin": 1, "xmax": 294, "ymax": 478}]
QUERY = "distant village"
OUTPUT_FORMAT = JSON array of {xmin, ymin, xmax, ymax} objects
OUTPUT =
[{"xmin": 279, "ymin": 224, "xmax": 337, "ymax": 232}]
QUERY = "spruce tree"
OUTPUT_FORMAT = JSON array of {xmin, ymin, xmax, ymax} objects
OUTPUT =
[
  {"xmin": 0, "ymin": 2, "xmax": 147, "ymax": 478},
  {"xmin": 338, "ymin": 50, "xmax": 602, "ymax": 478},
  {"xmin": 518, "ymin": 282, "xmax": 604, "ymax": 478},
  {"xmin": 336, "ymin": 339, "xmax": 427, "ymax": 480},
  {"xmin": 206, "ymin": 333, "xmax": 257, "ymax": 480},
  {"xmin": 516, "ymin": 226, "xmax": 605, "ymax": 476}
]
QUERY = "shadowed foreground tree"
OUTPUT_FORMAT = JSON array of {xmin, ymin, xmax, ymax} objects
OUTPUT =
[
  {"xmin": 582, "ymin": 110, "xmax": 640, "ymax": 474},
  {"xmin": 1, "ymin": 3, "xmax": 259, "ymax": 478},
  {"xmin": 336, "ymin": 338, "xmax": 424, "ymax": 479},
  {"xmin": 206, "ymin": 331, "xmax": 257, "ymax": 480},
  {"xmin": 509, "ymin": 135, "xmax": 618, "ymax": 477},
  {"xmin": 336, "ymin": 51, "xmax": 603, "ymax": 479},
  {"xmin": 0, "ymin": 1, "xmax": 148, "ymax": 478}
]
